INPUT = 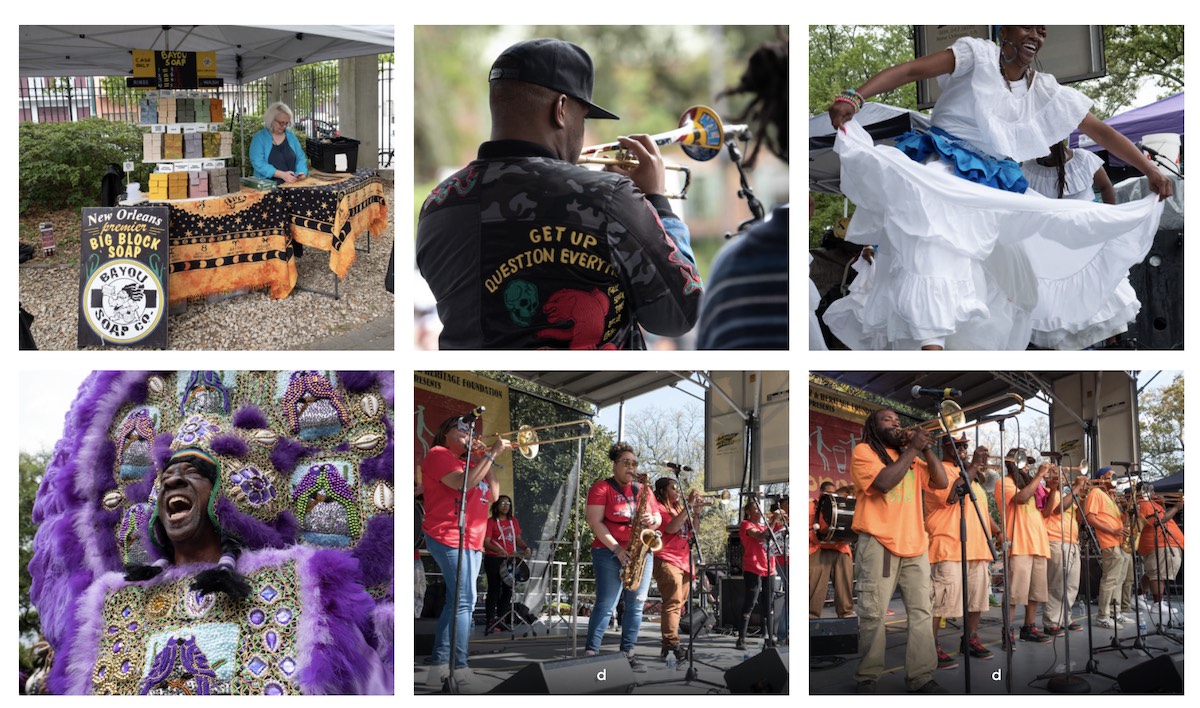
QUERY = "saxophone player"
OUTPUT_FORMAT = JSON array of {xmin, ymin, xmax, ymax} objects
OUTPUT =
[{"xmin": 585, "ymin": 442, "xmax": 661, "ymax": 671}]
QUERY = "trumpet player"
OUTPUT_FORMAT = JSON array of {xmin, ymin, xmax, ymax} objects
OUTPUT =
[
  {"xmin": 1041, "ymin": 467, "xmax": 1088, "ymax": 635},
  {"xmin": 1136, "ymin": 483, "xmax": 1185, "ymax": 612},
  {"xmin": 850, "ymin": 409, "xmax": 948, "ymax": 694},
  {"xmin": 996, "ymin": 452, "xmax": 1053, "ymax": 647},
  {"xmin": 585, "ymin": 443, "xmax": 661, "ymax": 671},
  {"xmin": 737, "ymin": 500, "xmax": 777, "ymax": 650},
  {"xmin": 416, "ymin": 37, "xmax": 702, "ymax": 350},
  {"xmin": 1085, "ymin": 467, "xmax": 1131, "ymax": 628}
]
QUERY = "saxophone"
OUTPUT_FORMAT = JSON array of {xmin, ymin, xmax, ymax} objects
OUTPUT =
[{"xmin": 621, "ymin": 474, "xmax": 663, "ymax": 590}]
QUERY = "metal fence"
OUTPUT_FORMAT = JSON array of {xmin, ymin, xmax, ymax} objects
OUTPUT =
[{"xmin": 18, "ymin": 56, "xmax": 395, "ymax": 168}]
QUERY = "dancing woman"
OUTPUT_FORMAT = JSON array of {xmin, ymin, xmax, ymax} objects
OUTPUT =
[{"xmin": 822, "ymin": 25, "xmax": 1172, "ymax": 350}]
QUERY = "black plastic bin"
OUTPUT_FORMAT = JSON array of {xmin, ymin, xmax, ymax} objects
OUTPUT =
[{"xmin": 306, "ymin": 136, "xmax": 360, "ymax": 172}]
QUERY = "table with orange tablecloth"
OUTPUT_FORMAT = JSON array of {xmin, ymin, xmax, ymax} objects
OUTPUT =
[{"xmin": 277, "ymin": 169, "xmax": 389, "ymax": 278}]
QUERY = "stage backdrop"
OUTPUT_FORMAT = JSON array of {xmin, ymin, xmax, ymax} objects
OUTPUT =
[
  {"xmin": 705, "ymin": 371, "xmax": 789, "ymax": 489},
  {"xmin": 414, "ymin": 371, "xmax": 513, "ymax": 497}
]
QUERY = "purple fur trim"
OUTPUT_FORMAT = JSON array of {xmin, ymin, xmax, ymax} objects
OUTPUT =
[
  {"xmin": 213, "ymin": 497, "xmax": 298, "ymax": 549},
  {"xmin": 210, "ymin": 433, "xmax": 248, "ymax": 457},
  {"xmin": 88, "ymin": 440, "xmax": 118, "ymax": 498},
  {"xmin": 360, "ymin": 418, "xmax": 393, "ymax": 484},
  {"xmin": 295, "ymin": 548, "xmax": 383, "ymax": 694},
  {"xmin": 377, "ymin": 371, "xmax": 393, "ymax": 405},
  {"xmin": 336, "ymin": 371, "xmax": 375, "ymax": 392},
  {"xmin": 126, "ymin": 476, "xmax": 156, "ymax": 504},
  {"xmin": 232, "ymin": 405, "xmax": 268, "ymax": 429},
  {"xmin": 370, "ymin": 602, "xmax": 395, "ymax": 685},
  {"xmin": 270, "ymin": 437, "xmax": 307, "ymax": 473},
  {"xmin": 353, "ymin": 516, "xmax": 394, "ymax": 588},
  {"xmin": 152, "ymin": 432, "xmax": 175, "ymax": 470}
]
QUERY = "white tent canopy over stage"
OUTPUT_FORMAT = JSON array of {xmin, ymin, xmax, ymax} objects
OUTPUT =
[{"xmin": 18, "ymin": 25, "xmax": 394, "ymax": 82}]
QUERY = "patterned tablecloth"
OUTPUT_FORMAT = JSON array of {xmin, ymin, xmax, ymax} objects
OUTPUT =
[
  {"xmin": 164, "ymin": 170, "xmax": 388, "ymax": 302},
  {"xmin": 277, "ymin": 170, "xmax": 389, "ymax": 278}
]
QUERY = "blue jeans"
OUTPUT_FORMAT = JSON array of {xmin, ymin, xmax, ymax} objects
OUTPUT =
[
  {"xmin": 587, "ymin": 546, "xmax": 654, "ymax": 654},
  {"xmin": 425, "ymin": 534, "xmax": 482, "ymax": 667},
  {"xmin": 775, "ymin": 565, "xmax": 789, "ymax": 641}
]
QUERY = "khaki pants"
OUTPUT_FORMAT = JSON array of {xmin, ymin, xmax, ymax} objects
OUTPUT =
[
  {"xmin": 1044, "ymin": 541, "xmax": 1080, "ymax": 627},
  {"xmin": 652, "ymin": 558, "xmax": 690, "ymax": 649},
  {"xmin": 1121, "ymin": 548, "xmax": 1137, "ymax": 611},
  {"xmin": 1098, "ymin": 547, "xmax": 1130, "ymax": 618},
  {"xmin": 809, "ymin": 548, "xmax": 854, "ymax": 618},
  {"xmin": 854, "ymin": 534, "xmax": 936, "ymax": 690}
]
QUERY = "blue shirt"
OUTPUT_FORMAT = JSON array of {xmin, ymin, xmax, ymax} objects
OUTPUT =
[{"xmin": 248, "ymin": 127, "xmax": 308, "ymax": 180}]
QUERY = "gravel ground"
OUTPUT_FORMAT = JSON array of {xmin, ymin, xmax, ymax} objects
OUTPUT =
[{"xmin": 19, "ymin": 179, "xmax": 395, "ymax": 350}]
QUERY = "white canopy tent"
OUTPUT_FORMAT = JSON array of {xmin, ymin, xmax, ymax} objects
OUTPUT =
[{"xmin": 18, "ymin": 25, "xmax": 394, "ymax": 82}]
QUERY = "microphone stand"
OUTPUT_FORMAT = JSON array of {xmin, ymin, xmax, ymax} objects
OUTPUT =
[
  {"xmin": 991, "ymin": 418, "xmax": 1014, "ymax": 695},
  {"xmin": 722, "ymin": 134, "xmax": 765, "ymax": 237},
  {"xmin": 747, "ymin": 491, "xmax": 781, "ymax": 651},
  {"xmin": 445, "ymin": 422, "xmax": 481, "ymax": 694},
  {"xmin": 677, "ymin": 489, "xmax": 726, "ymax": 688},
  {"xmin": 1038, "ymin": 455, "xmax": 1089, "ymax": 693},
  {"xmin": 1145, "ymin": 501, "xmax": 1184, "ymax": 642}
]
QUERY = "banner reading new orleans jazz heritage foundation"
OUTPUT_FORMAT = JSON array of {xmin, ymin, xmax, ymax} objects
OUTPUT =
[{"xmin": 414, "ymin": 371, "xmax": 513, "ymax": 496}]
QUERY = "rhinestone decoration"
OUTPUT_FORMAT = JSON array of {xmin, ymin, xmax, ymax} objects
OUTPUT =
[
  {"xmin": 175, "ymin": 415, "xmax": 220, "ymax": 447},
  {"xmin": 230, "ymin": 466, "xmax": 276, "ymax": 507}
]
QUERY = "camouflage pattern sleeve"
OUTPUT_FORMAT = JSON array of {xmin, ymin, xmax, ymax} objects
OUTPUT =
[{"xmin": 604, "ymin": 184, "xmax": 704, "ymax": 337}]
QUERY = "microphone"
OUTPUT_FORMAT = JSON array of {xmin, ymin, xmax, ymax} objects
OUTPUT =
[
  {"xmin": 1041, "ymin": 450, "xmax": 1063, "ymax": 461},
  {"xmin": 1135, "ymin": 141, "xmax": 1162, "ymax": 158},
  {"xmin": 463, "ymin": 405, "xmax": 485, "ymax": 424},
  {"xmin": 912, "ymin": 385, "xmax": 962, "ymax": 399},
  {"xmin": 658, "ymin": 461, "xmax": 682, "ymax": 471},
  {"xmin": 1109, "ymin": 460, "xmax": 1132, "ymax": 469}
]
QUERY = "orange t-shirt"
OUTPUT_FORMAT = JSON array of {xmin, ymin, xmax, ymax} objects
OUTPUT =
[
  {"xmin": 1137, "ymin": 500, "xmax": 1186, "ymax": 555},
  {"xmin": 924, "ymin": 467, "xmax": 993, "ymax": 563},
  {"xmin": 1043, "ymin": 493, "xmax": 1081, "ymax": 545},
  {"xmin": 1084, "ymin": 489, "xmax": 1124, "ymax": 550},
  {"xmin": 996, "ymin": 476, "xmax": 1050, "ymax": 558},
  {"xmin": 850, "ymin": 442, "xmax": 931, "ymax": 558},
  {"xmin": 809, "ymin": 498, "xmax": 851, "ymax": 555}
]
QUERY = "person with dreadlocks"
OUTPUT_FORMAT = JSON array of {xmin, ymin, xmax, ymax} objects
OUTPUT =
[
  {"xmin": 849, "ymin": 409, "xmax": 949, "ymax": 693},
  {"xmin": 697, "ymin": 37, "xmax": 789, "ymax": 349},
  {"xmin": 821, "ymin": 25, "xmax": 1171, "ymax": 350}
]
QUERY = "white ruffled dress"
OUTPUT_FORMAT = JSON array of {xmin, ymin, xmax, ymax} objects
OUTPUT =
[{"xmin": 822, "ymin": 37, "xmax": 1164, "ymax": 350}]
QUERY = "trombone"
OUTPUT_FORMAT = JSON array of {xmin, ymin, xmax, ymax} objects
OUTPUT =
[
  {"xmin": 577, "ymin": 104, "xmax": 750, "ymax": 199},
  {"xmin": 902, "ymin": 393, "xmax": 1026, "ymax": 442},
  {"xmin": 479, "ymin": 419, "xmax": 595, "ymax": 459}
]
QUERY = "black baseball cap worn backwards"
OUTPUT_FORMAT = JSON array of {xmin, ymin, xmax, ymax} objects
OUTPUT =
[{"xmin": 489, "ymin": 38, "xmax": 619, "ymax": 120}]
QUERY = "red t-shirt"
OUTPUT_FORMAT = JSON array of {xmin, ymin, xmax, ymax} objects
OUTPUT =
[
  {"xmin": 739, "ymin": 519, "xmax": 775, "ymax": 576},
  {"xmin": 485, "ymin": 517, "xmax": 523, "ymax": 556},
  {"xmin": 655, "ymin": 502, "xmax": 691, "ymax": 571},
  {"xmin": 588, "ymin": 478, "xmax": 658, "ymax": 550},
  {"xmin": 420, "ymin": 446, "xmax": 493, "ymax": 550}
]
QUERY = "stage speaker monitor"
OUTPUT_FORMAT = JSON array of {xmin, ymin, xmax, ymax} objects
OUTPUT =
[
  {"xmin": 679, "ymin": 607, "xmax": 714, "ymax": 638},
  {"xmin": 810, "ymin": 617, "xmax": 858, "ymax": 656},
  {"xmin": 720, "ymin": 577, "xmax": 786, "ymax": 628},
  {"xmin": 724, "ymin": 647, "xmax": 789, "ymax": 694},
  {"xmin": 490, "ymin": 652, "xmax": 636, "ymax": 694},
  {"xmin": 414, "ymin": 618, "xmax": 437, "ymax": 656},
  {"xmin": 1117, "ymin": 655, "xmax": 1183, "ymax": 694}
]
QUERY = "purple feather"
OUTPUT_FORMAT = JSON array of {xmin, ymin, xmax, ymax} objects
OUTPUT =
[
  {"xmin": 352, "ymin": 516, "xmax": 393, "ymax": 588},
  {"xmin": 336, "ymin": 371, "xmax": 376, "ymax": 392},
  {"xmin": 233, "ymin": 405, "xmax": 268, "ymax": 430},
  {"xmin": 210, "ymin": 433, "xmax": 248, "ymax": 458},
  {"xmin": 270, "ymin": 437, "xmax": 308, "ymax": 473},
  {"xmin": 214, "ymin": 497, "xmax": 298, "ymax": 549}
]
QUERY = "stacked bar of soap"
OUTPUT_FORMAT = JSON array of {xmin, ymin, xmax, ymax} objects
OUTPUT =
[
  {"xmin": 148, "ymin": 173, "xmax": 169, "ymax": 201},
  {"xmin": 184, "ymin": 133, "xmax": 203, "ymax": 159},
  {"xmin": 194, "ymin": 98, "xmax": 211, "ymax": 123},
  {"xmin": 143, "ymin": 133, "xmax": 162, "ymax": 161},
  {"xmin": 157, "ymin": 98, "xmax": 175, "ymax": 124},
  {"xmin": 168, "ymin": 172, "xmax": 189, "ymax": 200},
  {"xmin": 164, "ymin": 134, "xmax": 183, "ymax": 160},
  {"xmin": 139, "ymin": 97, "xmax": 158, "ymax": 124},
  {"xmin": 210, "ymin": 98, "xmax": 224, "ymax": 123},
  {"xmin": 203, "ymin": 132, "xmax": 220, "ymax": 158},
  {"xmin": 206, "ymin": 167, "xmax": 228, "ymax": 197},
  {"xmin": 188, "ymin": 171, "xmax": 209, "ymax": 198}
]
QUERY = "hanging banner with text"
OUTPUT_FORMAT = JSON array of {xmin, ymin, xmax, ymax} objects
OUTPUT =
[
  {"xmin": 77, "ymin": 207, "xmax": 170, "ymax": 348},
  {"xmin": 129, "ymin": 50, "xmax": 221, "ymax": 89},
  {"xmin": 414, "ymin": 371, "xmax": 513, "ymax": 497}
]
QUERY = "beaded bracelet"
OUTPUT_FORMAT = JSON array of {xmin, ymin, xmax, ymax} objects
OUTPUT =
[
  {"xmin": 833, "ymin": 95, "xmax": 860, "ymax": 113},
  {"xmin": 484, "ymin": 452, "xmax": 496, "ymax": 463},
  {"xmin": 844, "ymin": 89, "xmax": 865, "ymax": 109}
]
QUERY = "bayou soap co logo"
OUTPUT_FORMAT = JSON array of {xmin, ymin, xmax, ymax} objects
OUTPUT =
[{"xmin": 78, "ymin": 207, "xmax": 170, "ymax": 348}]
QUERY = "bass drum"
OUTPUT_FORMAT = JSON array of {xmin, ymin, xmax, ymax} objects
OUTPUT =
[
  {"xmin": 816, "ymin": 494, "xmax": 857, "ymax": 544},
  {"xmin": 500, "ymin": 557, "xmax": 530, "ymax": 587}
]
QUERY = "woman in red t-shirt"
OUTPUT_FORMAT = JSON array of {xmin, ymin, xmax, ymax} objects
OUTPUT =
[
  {"xmin": 737, "ymin": 500, "xmax": 777, "ymax": 649},
  {"xmin": 419, "ymin": 414, "xmax": 511, "ymax": 670},
  {"xmin": 483, "ymin": 495, "xmax": 532, "ymax": 634},
  {"xmin": 651, "ymin": 477, "xmax": 709, "ymax": 662}
]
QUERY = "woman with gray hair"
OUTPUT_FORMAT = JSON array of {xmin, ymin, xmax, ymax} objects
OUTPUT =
[{"xmin": 249, "ymin": 101, "xmax": 309, "ymax": 184}]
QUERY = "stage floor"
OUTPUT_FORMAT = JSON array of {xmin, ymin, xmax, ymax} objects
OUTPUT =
[
  {"xmin": 414, "ymin": 616, "xmax": 790, "ymax": 694},
  {"xmin": 809, "ymin": 595, "xmax": 1184, "ymax": 694}
]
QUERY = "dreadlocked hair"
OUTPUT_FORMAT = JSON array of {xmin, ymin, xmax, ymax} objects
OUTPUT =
[
  {"xmin": 1051, "ymin": 139, "xmax": 1070, "ymax": 199},
  {"xmin": 189, "ymin": 537, "xmax": 252, "ymax": 601},
  {"xmin": 862, "ymin": 410, "xmax": 896, "ymax": 466},
  {"xmin": 717, "ymin": 38, "xmax": 788, "ymax": 167}
]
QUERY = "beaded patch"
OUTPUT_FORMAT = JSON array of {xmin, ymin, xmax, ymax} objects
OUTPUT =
[
  {"xmin": 114, "ymin": 407, "xmax": 161, "ymax": 481},
  {"xmin": 176, "ymin": 371, "xmax": 236, "ymax": 417},
  {"xmin": 92, "ymin": 562, "xmax": 302, "ymax": 695},
  {"xmin": 293, "ymin": 460, "xmax": 360, "ymax": 546},
  {"xmin": 277, "ymin": 371, "xmax": 351, "ymax": 440}
]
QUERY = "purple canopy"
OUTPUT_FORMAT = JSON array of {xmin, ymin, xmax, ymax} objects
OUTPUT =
[{"xmin": 1072, "ymin": 92, "xmax": 1184, "ymax": 165}]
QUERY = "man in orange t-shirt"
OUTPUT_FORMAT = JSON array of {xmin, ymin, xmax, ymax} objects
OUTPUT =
[
  {"xmin": 1041, "ymin": 468, "xmax": 1088, "ymax": 634},
  {"xmin": 926, "ymin": 435, "xmax": 997, "ymax": 666},
  {"xmin": 995, "ymin": 452, "xmax": 1052, "ymax": 646},
  {"xmin": 1136, "ymin": 484, "xmax": 1185, "ymax": 608},
  {"xmin": 850, "ymin": 409, "xmax": 948, "ymax": 694},
  {"xmin": 1084, "ymin": 468, "xmax": 1130, "ymax": 627},
  {"xmin": 810, "ymin": 481, "xmax": 854, "ymax": 618}
]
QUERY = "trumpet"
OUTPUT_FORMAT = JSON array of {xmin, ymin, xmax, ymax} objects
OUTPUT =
[
  {"xmin": 577, "ymin": 105, "xmax": 749, "ymax": 199},
  {"xmin": 478, "ymin": 419, "xmax": 595, "ymax": 459}
]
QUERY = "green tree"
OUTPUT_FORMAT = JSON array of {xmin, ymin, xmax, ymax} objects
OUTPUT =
[
  {"xmin": 1139, "ymin": 373, "xmax": 1184, "ymax": 479},
  {"xmin": 1074, "ymin": 26, "xmax": 1184, "ymax": 119},
  {"xmin": 20, "ymin": 452, "xmax": 48, "ymax": 644}
]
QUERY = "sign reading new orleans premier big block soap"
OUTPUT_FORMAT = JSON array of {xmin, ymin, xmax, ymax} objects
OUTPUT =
[{"xmin": 77, "ymin": 207, "xmax": 169, "ymax": 348}]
